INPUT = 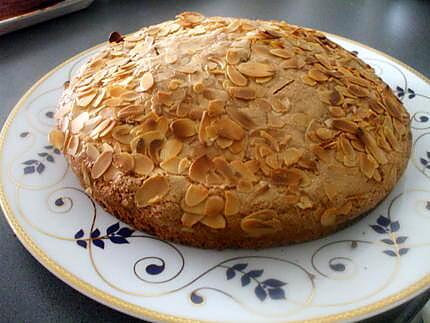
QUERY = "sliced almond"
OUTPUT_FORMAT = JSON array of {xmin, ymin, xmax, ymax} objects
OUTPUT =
[
  {"xmin": 280, "ymin": 57, "xmax": 299, "ymax": 69},
  {"xmin": 89, "ymin": 119, "xmax": 111, "ymax": 139},
  {"xmin": 138, "ymin": 130, "xmax": 164, "ymax": 150},
  {"xmin": 229, "ymin": 86, "xmax": 256, "ymax": 100},
  {"xmin": 135, "ymin": 175, "xmax": 169, "ymax": 207},
  {"xmin": 189, "ymin": 155, "xmax": 214, "ymax": 182},
  {"xmin": 202, "ymin": 88, "xmax": 229, "ymax": 101},
  {"xmin": 178, "ymin": 157, "xmax": 191, "ymax": 174},
  {"xmin": 244, "ymin": 160, "xmax": 260, "ymax": 173},
  {"xmin": 193, "ymin": 81, "xmax": 205, "ymax": 93},
  {"xmin": 329, "ymin": 89, "xmax": 343, "ymax": 105},
  {"xmin": 102, "ymin": 165, "xmax": 122, "ymax": 182},
  {"xmin": 373, "ymin": 169, "xmax": 382, "ymax": 182},
  {"xmin": 81, "ymin": 163, "xmax": 92, "ymax": 188},
  {"xmin": 117, "ymin": 105, "xmax": 144, "ymax": 120},
  {"xmin": 168, "ymin": 79, "xmax": 183, "ymax": 90},
  {"xmin": 130, "ymin": 136, "xmax": 145, "ymax": 154},
  {"xmin": 226, "ymin": 48, "xmax": 248, "ymax": 65},
  {"xmin": 102, "ymin": 143, "xmax": 114, "ymax": 153},
  {"xmin": 255, "ymin": 76, "xmax": 273, "ymax": 84},
  {"xmin": 270, "ymin": 97, "xmax": 290, "ymax": 113},
  {"xmin": 185, "ymin": 184, "xmax": 209, "ymax": 207},
  {"xmin": 204, "ymin": 171, "xmax": 222, "ymax": 185},
  {"xmin": 133, "ymin": 153, "xmax": 154, "ymax": 176},
  {"xmin": 265, "ymin": 154, "xmax": 281, "ymax": 169},
  {"xmin": 170, "ymin": 118, "xmax": 196, "ymax": 139},
  {"xmin": 271, "ymin": 168, "xmax": 303, "ymax": 186},
  {"xmin": 176, "ymin": 11, "xmax": 204, "ymax": 27},
  {"xmin": 383, "ymin": 116, "xmax": 398, "ymax": 150},
  {"xmin": 357, "ymin": 128, "xmax": 387, "ymax": 164},
  {"xmin": 308, "ymin": 68, "xmax": 328, "ymax": 81},
  {"xmin": 165, "ymin": 53, "xmax": 178, "ymax": 64},
  {"xmin": 160, "ymin": 157, "xmax": 181, "ymax": 174},
  {"xmin": 348, "ymin": 84, "xmax": 369, "ymax": 97},
  {"xmin": 359, "ymin": 153, "xmax": 378, "ymax": 179},
  {"xmin": 200, "ymin": 213, "xmax": 226, "ymax": 229},
  {"xmin": 120, "ymin": 90, "xmax": 139, "ymax": 101},
  {"xmin": 198, "ymin": 111, "xmax": 210, "ymax": 144},
  {"xmin": 226, "ymin": 105, "xmax": 256, "ymax": 130},
  {"xmin": 339, "ymin": 136, "xmax": 356, "ymax": 164},
  {"xmin": 139, "ymin": 72, "xmax": 154, "ymax": 92},
  {"xmin": 104, "ymin": 97, "xmax": 122, "ymax": 107},
  {"xmin": 316, "ymin": 128, "xmax": 337, "ymax": 141},
  {"xmin": 237, "ymin": 62, "xmax": 274, "ymax": 77},
  {"xmin": 269, "ymin": 48, "xmax": 291, "ymax": 59},
  {"xmin": 148, "ymin": 139, "xmax": 163, "ymax": 163},
  {"xmin": 156, "ymin": 116, "xmax": 169, "ymax": 136},
  {"xmin": 112, "ymin": 124, "xmax": 133, "ymax": 144},
  {"xmin": 174, "ymin": 64, "xmax": 199, "ymax": 74},
  {"xmin": 321, "ymin": 208, "xmax": 337, "ymax": 226},
  {"xmin": 332, "ymin": 119, "xmax": 358, "ymax": 134},
  {"xmin": 315, "ymin": 53, "xmax": 331, "ymax": 68},
  {"xmin": 81, "ymin": 116, "xmax": 102, "ymax": 134},
  {"xmin": 113, "ymin": 152, "xmax": 135, "ymax": 173},
  {"xmin": 216, "ymin": 115, "xmax": 245, "ymax": 140},
  {"xmin": 224, "ymin": 191, "xmax": 240, "ymax": 216},
  {"xmin": 156, "ymin": 91, "xmax": 173, "ymax": 105},
  {"xmin": 240, "ymin": 209, "xmax": 279, "ymax": 237},
  {"xmin": 181, "ymin": 212, "xmax": 204, "ymax": 228},
  {"xmin": 48, "ymin": 130, "xmax": 65, "ymax": 150},
  {"xmin": 77, "ymin": 91, "xmax": 97, "ymax": 107},
  {"xmin": 226, "ymin": 65, "xmax": 248, "ymax": 86},
  {"xmin": 86, "ymin": 143, "xmax": 99, "ymax": 162},
  {"xmin": 160, "ymin": 138, "xmax": 183, "ymax": 161},
  {"xmin": 71, "ymin": 112, "xmax": 89, "ymax": 134},
  {"xmin": 206, "ymin": 124, "xmax": 218, "ymax": 141},
  {"xmin": 91, "ymin": 150, "xmax": 113, "ymax": 179},
  {"xmin": 254, "ymin": 98, "xmax": 271, "ymax": 112},
  {"xmin": 230, "ymin": 160, "xmax": 257, "ymax": 182},
  {"xmin": 213, "ymin": 156, "xmax": 236, "ymax": 183},
  {"xmin": 176, "ymin": 102, "xmax": 192, "ymax": 117},
  {"xmin": 180, "ymin": 198, "xmax": 205, "ymax": 215},
  {"xmin": 216, "ymin": 137, "xmax": 234, "ymax": 149},
  {"xmin": 283, "ymin": 147, "xmax": 304, "ymax": 166},
  {"xmin": 368, "ymin": 98, "xmax": 385, "ymax": 113},
  {"xmin": 297, "ymin": 196, "xmax": 313, "ymax": 209},
  {"xmin": 66, "ymin": 135, "xmax": 80, "ymax": 155},
  {"xmin": 204, "ymin": 195, "xmax": 224, "ymax": 217},
  {"xmin": 383, "ymin": 86, "xmax": 405, "ymax": 119},
  {"xmin": 207, "ymin": 99, "xmax": 225, "ymax": 117},
  {"xmin": 329, "ymin": 106, "xmax": 345, "ymax": 118},
  {"xmin": 302, "ymin": 75, "xmax": 317, "ymax": 86},
  {"xmin": 258, "ymin": 29, "xmax": 282, "ymax": 39},
  {"xmin": 108, "ymin": 85, "xmax": 128, "ymax": 97}
]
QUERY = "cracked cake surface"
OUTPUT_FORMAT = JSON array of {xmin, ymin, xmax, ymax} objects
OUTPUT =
[{"xmin": 49, "ymin": 12, "xmax": 411, "ymax": 249}]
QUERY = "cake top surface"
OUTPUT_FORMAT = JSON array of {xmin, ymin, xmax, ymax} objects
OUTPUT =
[{"xmin": 51, "ymin": 12, "xmax": 410, "ymax": 234}]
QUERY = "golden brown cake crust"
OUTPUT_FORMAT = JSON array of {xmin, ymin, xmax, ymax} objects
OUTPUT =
[{"xmin": 51, "ymin": 12, "xmax": 412, "ymax": 249}]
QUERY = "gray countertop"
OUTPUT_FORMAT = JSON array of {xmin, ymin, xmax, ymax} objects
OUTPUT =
[{"xmin": 0, "ymin": 1, "xmax": 429, "ymax": 322}]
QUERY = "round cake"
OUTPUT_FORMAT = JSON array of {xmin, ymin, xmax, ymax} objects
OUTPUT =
[{"xmin": 50, "ymin": 13, "xmax": 411, "ymax": 249}]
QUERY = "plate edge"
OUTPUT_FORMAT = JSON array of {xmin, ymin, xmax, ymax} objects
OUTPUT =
[{"xmin": 0, "ymin": 32, "xmax": 429, "ymax": 323}]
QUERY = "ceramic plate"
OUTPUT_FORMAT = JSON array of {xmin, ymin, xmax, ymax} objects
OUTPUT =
[
  {"xmin": 0, "ymin": 0, "xmax": 94, "ymax": 36},
  {"xmin": 1, "ymin": 34, "xmax": 430, "ymax": 322}
]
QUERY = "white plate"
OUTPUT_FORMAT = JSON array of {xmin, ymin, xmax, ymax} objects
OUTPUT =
[
  {"xmin": 1, "ymin": 34, "xmax": 430, "ymax": 322},
  {"xmin": 0, "ymin": 0, "xmax": 94, "ymax": 36}
]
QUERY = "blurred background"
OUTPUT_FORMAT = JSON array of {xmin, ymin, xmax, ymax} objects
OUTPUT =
[{"xmin": 0, "ymin": 0, "xmax": 429, "ymax": 322}]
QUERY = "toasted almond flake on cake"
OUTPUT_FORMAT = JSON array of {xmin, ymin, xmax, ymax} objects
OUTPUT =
[{"xmin": 135, "ymin": 175, "xmax": 169, "ymax": 207}]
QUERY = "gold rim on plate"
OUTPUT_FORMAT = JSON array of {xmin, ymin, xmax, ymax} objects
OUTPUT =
[{"xmin": 0, "ymin": 32, "xmax": 429, "ymax": 322}]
